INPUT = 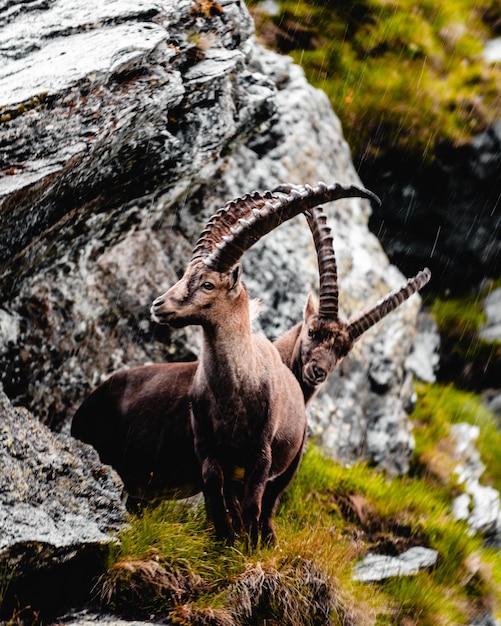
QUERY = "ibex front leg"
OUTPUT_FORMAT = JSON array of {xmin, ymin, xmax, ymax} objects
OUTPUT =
[
  {"xmin": 200, "ymin": 457, "xmax": 234, "ymax": 542},
  {"xmin": 242, "ymin": 442, "xmax": 273, "ymax": 549},
  {"xmin": 190, "ymin": 409, "xmax": 234, "ymax": 542}
]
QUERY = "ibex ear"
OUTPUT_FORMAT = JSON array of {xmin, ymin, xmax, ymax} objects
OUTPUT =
[
  {"xmin": 304, "ymin": 293, "xmax": 317, "ymax": 320},
  {"xmin": 229, "ymin": 264, "xmax": 242, "ymax": 291}
]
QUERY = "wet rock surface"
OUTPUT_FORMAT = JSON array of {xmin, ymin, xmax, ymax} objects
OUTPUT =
[
  {"xmin": 51, "ymin": 612, "xmax": 158, "ymax": 626},
  {"xmin": 480, "ymin": 287, "xmax": 501, "ymax": 342},
  {"xmin": 353, "ymin": 546, "xmax": 438, "ymax": 582},
  {"xmin": 0, "ymin": 388, "xmax": 127, "ymax": 619},
  {"xmin": 0, "ymin": 0, "xmax": 426, "ymax": 476},
  {"xmin": 405, "ymin": 312, "xmax": 441, "ymax": 384}
]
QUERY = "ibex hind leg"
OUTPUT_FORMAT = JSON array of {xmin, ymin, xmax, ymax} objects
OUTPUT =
[
  {"xmin": 259, "ymin": 430, "xmax": 308, "ymax": 547},
  {"xmin": 202, "ymin": 458, "xmax": 234, "ymax": 542}
]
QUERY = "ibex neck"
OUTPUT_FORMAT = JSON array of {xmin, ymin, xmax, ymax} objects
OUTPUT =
[
  {"xmin": 273, "ymin": 322, "xmax": 302, "ymax": 369},
  {"xmin": 200, "ymin": 311, "xmax": 259, "ymax": 388}
]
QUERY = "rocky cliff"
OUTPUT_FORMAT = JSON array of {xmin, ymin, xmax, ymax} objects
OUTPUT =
[
  {"xmin": 0, "ymin": 0, "xmax": 433, "ymax": 616},
  {"xmin": 0, "ymin": 0, "xmax": 430, "ymax": 472},
  {"xmin": 362, "ymin": 123, "xmax": 501, "ymax": 295}
]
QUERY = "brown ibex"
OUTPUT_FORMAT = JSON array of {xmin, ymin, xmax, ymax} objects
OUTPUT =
[
  {"xmin": 148, "ymin": 182, "xmax": 429, "ymax": 546},
  {"xmin": 72, "ymin": 186, "xmax": 430, "ymax": 523}
]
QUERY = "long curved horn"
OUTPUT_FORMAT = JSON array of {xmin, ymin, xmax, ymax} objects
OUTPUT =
[
  {"xmin": 200, "ymin": 182, "xmax": 380, "ymax": 273},
  {"xmin": 191, "ymin": 191, "xmax": 275, "ymax": 262},
  {"xmin": 304, "ymin": 206, "xmax": 339, "ymax": 320},
  {"xmin": 346, "ymin": 268, "xmax": 431, "ymax": 341}
]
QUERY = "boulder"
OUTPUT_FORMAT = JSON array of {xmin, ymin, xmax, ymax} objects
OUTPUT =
[
  {"xmin": 353, "ymin": 546, "xmax": 438, "ymax": 582},
  {"xmin": 480, "ymin": 287, "xmax": 501, "ymax": 342},
  {"xmin": 0, "ymin": 389, "xmax": 126, "ymax": 618}
]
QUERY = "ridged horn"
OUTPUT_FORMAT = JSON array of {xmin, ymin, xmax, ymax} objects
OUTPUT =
[
  {"xmin": 346, "ymin": 267, "xmax": 431, "ymax": 341},
  {"xmin": 305, "ymin": 206, "xmax": 339, "ymax": 320},
  {"xmin": 201, "ymin": 181, "xmax": 380, "ymax": 273},
  {"xmin": 191, "ymin": 190, "xmax": 275, "ymax": 262}
]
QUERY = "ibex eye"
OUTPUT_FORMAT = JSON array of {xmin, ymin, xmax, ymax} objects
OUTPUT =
[
  {"xmin": 202, "ymin": 281, "xmax": 215, "ymax": 291},
  {"xmin": 308, "ymin": 328, "xmax": 315, "ymax": 338}
]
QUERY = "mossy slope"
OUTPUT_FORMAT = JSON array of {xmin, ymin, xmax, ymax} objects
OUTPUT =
[
  {"xmin": 95, "ymin": 384, "xmax": 501, "ymax": 625},
  {"xmin": 249, "ymin": 0, "xmax": 501, "ymax": 165},
  {"xmin": 429, "ymin": 285, "xmax": 501, "ymax": 390}
]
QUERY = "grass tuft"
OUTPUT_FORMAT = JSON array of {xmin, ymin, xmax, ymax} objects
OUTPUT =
[
  {"xmin": 171, "ymin": 603, "xmax": 235, "ymax": 626},
  {"xmin": 97, "ymin": 557, "xmax": 205, "ymax": 617},
  {"xmin": 229, "ymin": 556, "xmax": 340, "ymax": 625}
]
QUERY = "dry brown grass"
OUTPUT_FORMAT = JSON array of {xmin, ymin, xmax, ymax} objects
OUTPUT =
[
  {"xmin": 171, "ymin": 603, "xmax": 236, "ymax": 626},
  {"xmin": 97, "ymin": 557, "xmax": 206, "ymax": 618},
  {"xmin": 229, "ymin": 555, "xmax": 359, "ymax": 626}
]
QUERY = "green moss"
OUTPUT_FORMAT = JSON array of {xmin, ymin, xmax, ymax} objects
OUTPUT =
[
  {"xmin": 98, "ymin": 377, "xmax": 501, "ymax": 623},
  {"xmin": 431, "ymin": 293, "xmax": 487, "ymax": 337},
  {"xmin": 248, "ymin": 0, "xmax": 501, "ymax": 164},
  {"xmin": 413, "ymin": 382, "xmax": 501, "ymax": 494},
  {"xmin": 406, "ymin": 382, "xmax": 501, "ymax": 621},
  {"xmin": 430, "ymin": 289, "xmax": 501, "ymax": 389}
]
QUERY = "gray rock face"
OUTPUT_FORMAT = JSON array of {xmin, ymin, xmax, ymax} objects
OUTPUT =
[
  {"xmin": 480, "ymin": 287, "xmax": 501, "ymax": 342},
  {"xmin": 405, "ymin": 312, "xmax": 441, "ymax": 384},
  {"xmin": 0, "ymin": 389, "xmax": 126, "ymax": 568},
  {"xmin": 0, "ymin": 0, "xmax": 426, "ymax": 480},
  {"xmin": 364, "ymin": 121, "xmax": 501, "ymax": 295}
]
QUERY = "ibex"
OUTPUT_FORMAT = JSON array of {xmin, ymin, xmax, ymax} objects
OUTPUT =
[
  {"xmin": 71, "ymin": 203, "xmax": 345, "ymax": 505},
  {"xmin": 148, "ymin": 182, "xmax": 429, "ymax": 546}
]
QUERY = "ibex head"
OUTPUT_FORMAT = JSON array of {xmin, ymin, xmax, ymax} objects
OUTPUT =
[
  {"xmin": 301, "ymin": 207, "xmax": 431, "ymax": 386},
  {"xmin": 151, "ymin": 260, "xmax": 244, "ymax": 328},
  {"xmin": 290, "ymin": 206, "xmax": 353, "ymax": 387},
  {"xmin": 269, "ymin": 192, "xmax": 431, "ymax": 391},
  {"xmin": 296, "ymin": 267, "xmax": 432, "ymax": 388},
  {"xmin": 295, "ymin": 294, "xmax": 353, "ymax": 386},
  {"xmin": 151, "ymin": 182, "xmax": 380, "ymax": 330}
]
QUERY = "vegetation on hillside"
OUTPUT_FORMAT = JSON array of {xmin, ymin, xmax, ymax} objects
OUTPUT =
[
  {"xmin": 96, "ymin": 381, "xmax": 501, "ymax": 624},
  {"xmin": 428, "ymin": 283, "xmax": 501, "ymax": 390},
  {"xmin": 248, "ymin": 0, "xmax": 501, "ymax": 165}
]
